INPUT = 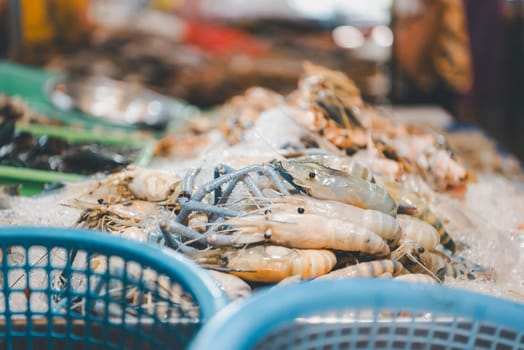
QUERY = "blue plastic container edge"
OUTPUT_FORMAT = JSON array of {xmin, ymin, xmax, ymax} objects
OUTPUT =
[
  {"xmin": 0, "ymin": 226, "xmax": 229, "ymax": 321},
  {"xmin": 189, "ymin": 278, "xmax": 524, "ymax": 350}
]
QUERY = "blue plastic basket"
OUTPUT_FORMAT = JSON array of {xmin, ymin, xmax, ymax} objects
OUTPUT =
[
  {"xmin": 0, "ymin": 226, "xmax": 229, "ymax": 350},
  {"xmin": 190, "ymin": 279, "xmax": 524, "ymax": 350}
]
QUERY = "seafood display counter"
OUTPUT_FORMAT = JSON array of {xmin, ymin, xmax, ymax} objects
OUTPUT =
[{"xmin": 0, "ymin": 63, "xmax": 523, "ymax": 349}]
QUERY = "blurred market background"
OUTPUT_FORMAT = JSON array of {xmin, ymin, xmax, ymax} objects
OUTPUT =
[{"xmin": 0, "ymin": 0, "xmax": 523, "ymax": 160}]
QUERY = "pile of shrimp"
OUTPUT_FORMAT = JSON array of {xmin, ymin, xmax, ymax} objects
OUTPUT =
[
  {"xmin": 214, "ymin": 62, "xmax": 473, "ymax": 195},
  {"xmin": 69, "ymin": 153, "xmax": 491, "ymax": 301},
  {"xmin": 67, "ymin": 166, "xmax": 254, "ymax": 301},
  {"xmin": 59, "ymin": 62, "xmax": 518, "ymax": 306},
  {"xmin": 62, "ymin": 63, "xmax": 500, "ymax": 301}
]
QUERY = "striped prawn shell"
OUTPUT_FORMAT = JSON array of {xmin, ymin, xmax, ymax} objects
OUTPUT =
[
  {"xmin": 394, "ymin": 273, "xmax": 438, "ymax": 284},
  {"xmin": 397, "ymin": 214, "xmax": 440, "ymax": 250},
  {"xmin": 224, "ymin": 245, "xmax": 337, "ymax": 283},
  {"xmin": 317, "ymin": 259, "xmax": 405, "ymax": 280}
]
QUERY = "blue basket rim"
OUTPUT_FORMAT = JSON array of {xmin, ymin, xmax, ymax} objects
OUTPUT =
[
  {"xmin": 190, "ymin": 278, "xmax": 524, "ymax": 350},
  {"xmin": 0, "ymin": 226, "xmax": 229, "ymax": 320}
]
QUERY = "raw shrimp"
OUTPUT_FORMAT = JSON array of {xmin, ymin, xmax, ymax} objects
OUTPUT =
[
  {"xmin": 376, "ymin": 176, "xmax": 456, "ymax": 252},
  {"xmin": 291, "ymin": 154, "xmax": 374, "ymax": 182},
  {"xmin": 317, "ymin": 259, "xmax": 405, "ymax": 279},
  {"xmin": 72, "ymin": 199, "xmax": 159, "ymax": 233},
  {"xmin": 352, "ymin": 148, "xmax": 401, "ymax": 178},
  {"xmin": 415, "ymin": 250, "xmax": 453, "ymax": 281},
  {"xmin": 117, "ymin": 226, "xmax": 149, "ymax": 243},
  {"xmin": 300, "ymin": 62, "xmax": 364, "ymax": 108},
  {"xmin": 267, "ymin": 195, "xmax": 401, "ymax": 242},
  {"xmin": 187, "ymin": 212, "xmax": 209, "ymax": 233},
  {"xmin": 391, "ymin": 135, "xmax": 468, "ymax": 191},
  {"xmin": 213, "ymin": 211, "xmax": 390, "ymax": 256},
  {"xmin": 400, "ymin": 248, "xmax": 489, "ymax": 282},
  {"xmin": 82, "ymin": 167, "xmax": 182, "ymax": 205},
  {"xmin": 206, "ymin": 270, "xmax": 251, "ymax": 300},
  {"xmin": 190, "ymin": 245, "xmax": 336, "ymax": 283},
  {"xmin": 394, "ymin": 273, "xmax": 438, "ymax": 284},
  {"xmin": 291, "ymin": 63, "xmax": 367, "ymax": 150},
  {"xmin": 276, "ymin": 160, "xmax": 397, "ymax": 216},
  {"xmin": 126, "ymin": 167, "xmax": 182, "ymax": 202},
  {"xmin": 430, "ymin": 148, "xmax": 469, "ymax": 191},
  {"xmin": 396, "ymin": 214, "xmax": 439, "ymax": 250},
  {"xmin": 390, "ymin": 240, "xmax": 443, "ymax": 282}
]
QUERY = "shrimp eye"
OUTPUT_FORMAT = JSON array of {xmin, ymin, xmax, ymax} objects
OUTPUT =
[
  {"xmin": 178, "ymin": 191, "xmax": 191, "ymax": 200},
  {"xmin": 417, "ymin": 247, "xmax": 425, "ymax": 254},
  {"xmin": 264, "ymin": 209, "xmax": 272, "ymax": 215},
  {"xmin": 308, "ymin": 171, "xmax": 316, "ymax": 179},
  {"xmin": 297, "ymin": 207, "xmax": 305, "ymax": 214},
  {"xmin": 264, "ymin": 232, "xmax": 272, "ymax": 239},
  {"xmin": 97, "ymin": 198, "xmax": 104, "ymax": 204}
]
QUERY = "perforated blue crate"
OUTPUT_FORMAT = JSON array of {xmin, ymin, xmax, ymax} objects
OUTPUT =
[
  {"xmin": 0, "ymin": 226, "xmax": 229, "ymax": 350},
  {"xmin": 190, "ymin": 279, "xmax": 524, "ymax": 350}
]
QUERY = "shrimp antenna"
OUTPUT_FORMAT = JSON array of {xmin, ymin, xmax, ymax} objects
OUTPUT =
[
  {"xmin": 243, "ymin": 180, "xmax": 264, "ymax": 210},
  {"xmin": 392, "ymin": 242, "xmax": 442, "ymax": 283},
  {"xmin": 406, "ymin": 252, "xmax": 442, "ymax": 283}
]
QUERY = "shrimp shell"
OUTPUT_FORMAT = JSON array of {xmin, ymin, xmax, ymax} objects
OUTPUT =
[
  {"xmin": 317, "ymin": 260, "xmax": 404, "ymax": 279},
  {"xmin": 268, "ymin": 195, "xmax": 401, "ymax": 242},
  {"xmin": 376, "ymin": 176, "xmax": 456, "ymax": 252},
  {"xmin": 118, "ymin": 226, "xmax": 148, "ymax": 243},
  {"xmin": 84, "ymin": 167, "xmax": 181, "ymax": 204},
  {"xmin": 430, "ymin": 149, "xmax": 467, "ymax": 190},
  {"xmin": 194, "ymin": 245, "xmax": 337, "ymax": 283},
  {"xmin": 397, "ymin": 214, "xmax": 439, "ymax": 250},
  {"xmin": 292, "ymin": 154, "xmax": 374, "ymax": 182},
  {"xmin": 278, "ymin": 160, "xmax": 397, "ymax": 216},
  {"xmin": 394, "ymin": 273, "xmax": 438, "ymax": 284},
  {"xmin": 127, "ymin": 168, "xmax": 181, "ymax": 202},
  {"xmin": 352, "ymin": 149, "xmax": 401, "ymax": 178},
  {"xmin": 223, "ymin": 211, "xmax": 390, "ymax": 256},
  {"xmin": 206, "ymin": 270, "xmax": 252, "ymax": 300},
  {"xmin": 108, "ymin": 200, "xmax": 159, "ymax": 220},
  {"xmin": 415, "ymin": 251, "xmax": 449, "ymax": 280},
  {"xmin": 73, "ymin": 200, "xmax": 158, "ymax": 233},
  {"xmin": 423, "ymin": 248, "xmax": 494, "ymax": 281},
  {"xmin": 188, "ymin": 212, "xmax": 209, "ymax": 233}
]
